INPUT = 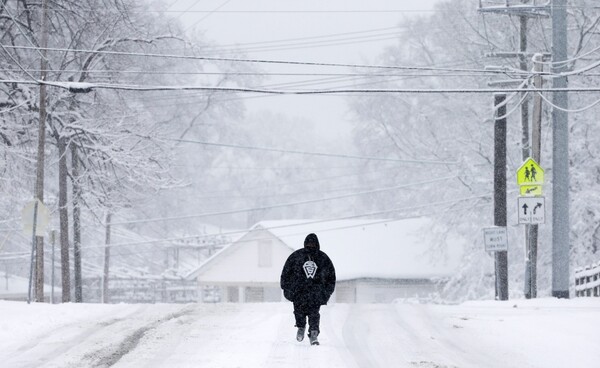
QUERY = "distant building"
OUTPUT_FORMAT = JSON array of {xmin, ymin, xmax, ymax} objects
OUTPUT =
[{"xmin": 186, "ymin": 218, "xmax": 464, "ymax": 303}]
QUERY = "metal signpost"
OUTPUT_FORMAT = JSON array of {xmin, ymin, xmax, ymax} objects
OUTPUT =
[
  {"xmin": 22, "ymin": 200, "xmax": 50, "ymax": 304},
  {"xmin": 516, "ymin": 157, "xmax": 545, "ymax": 299}
]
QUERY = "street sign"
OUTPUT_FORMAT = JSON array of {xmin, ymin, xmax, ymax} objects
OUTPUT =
[
  {"xmin": 483, "ymin": 227, "xmax": 508, "ymax": 252},
  {"xmin": 21, "ymin": 199, "xmax": 50, "ymax": 236},
  {"xmin": 517, "ymin": 157, "xmax": 544, "ymax": 186},
  {"xmin": 520, "ymin": 185, "xmax": 543, "ymax": 196},
  {"xmin": 517, "ymin": 197, "xmax": 545, "ymax": 224}
]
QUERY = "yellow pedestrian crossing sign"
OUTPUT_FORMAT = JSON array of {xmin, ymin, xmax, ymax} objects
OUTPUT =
[{"xmin": 517, "ymin": 158, "xmax": 544, "ymax": 186}]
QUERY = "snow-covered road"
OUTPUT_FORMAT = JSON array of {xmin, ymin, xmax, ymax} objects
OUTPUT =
[{"xmin": 1, "ymin": 299, "xmax": 598, "ymax": 368}]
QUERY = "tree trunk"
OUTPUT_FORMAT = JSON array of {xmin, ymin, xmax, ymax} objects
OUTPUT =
[
  {"xmin": 102, "ymin": 213, "xmax": 111, "ymax": 303},
  {"xmin": 58, "ymin": 135, "xmax": 71, "ymax": 303},
  {"xmin": 71, "ymin": 144, "xmax": 82, "ymax": 302}
]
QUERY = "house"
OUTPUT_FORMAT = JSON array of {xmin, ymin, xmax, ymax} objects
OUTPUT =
[{"xmin": 186, "ymin": 218, "xmax": 464, "ymax": 303}]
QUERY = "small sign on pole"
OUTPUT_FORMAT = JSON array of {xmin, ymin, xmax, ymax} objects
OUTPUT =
[
  {"xmin": 484, "ymin": 227, "xmax": 508, "ymax": 252},
  {"xmin": 517, "ymin": 197, "xmax": 545, "ymax": 224},
  {"xmin": 519, "ymin": 185, "xmax": 542, "ymax": 196},
  {"xmin": 22, "ymin": 199, "xmax": 50, "ymax": 237}
]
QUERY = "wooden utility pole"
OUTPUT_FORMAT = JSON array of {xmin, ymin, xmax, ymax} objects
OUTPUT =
[
  {"xmin": 102, "ymin": 213, "xmax": 111, "ymax": 303},
  {"xmin": 518, "ymin": 12, "xmax": 536, "ymax": 299},
  {"xmin": 34, "ymin": 0, "xmax": 49, "ymax": 302},
  {"xmin": 519, "ymin": 15, "xmax": 530, "ymax": 161},
  {"xmin": 494, "ymin": 94, "xmax": 509, "ymax": 301},
  {"xmin": 479, "ymin": 0, "xmax": 550, "ymax": 300},
  {"xmin": 526, "ymin": 54, "xmax": 544, "ymax": 299}
]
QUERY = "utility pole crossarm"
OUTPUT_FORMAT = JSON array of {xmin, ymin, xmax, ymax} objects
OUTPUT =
[{"xmin": 478, "ymin": 1, "xmax": 550, "ymax": 18}]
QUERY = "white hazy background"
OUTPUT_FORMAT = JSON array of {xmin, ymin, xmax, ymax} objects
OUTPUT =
[{"xmin": 169, "ymin": 0, "xmax": 441, "ymax": 144}]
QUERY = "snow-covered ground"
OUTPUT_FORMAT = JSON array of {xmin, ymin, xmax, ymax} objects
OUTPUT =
[{"xmin": 0, "ymin": 298, "xmax": 598, "ymax": 368}]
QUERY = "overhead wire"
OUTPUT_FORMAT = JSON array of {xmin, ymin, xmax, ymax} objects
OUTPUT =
[
  {"xmin": 534, "ymin": 89, "xmax": 600, "ymax": 113},
  {"xmin": 183, "ymin": 0, "xmax": 233, "ymax": 32},
  {"xmin": 105, "ymin": 175, "xmax": 461, "ymax": 227},
  {"xmin": 83, "ymin": 192, "xmax": 494, "ymax": 252},
  {"xmin": 1, "ymin": 45, "xmax": 533, "ymax": 75},
  {"xmin": 0, "ymin": 189, "xmax": 492, "ymax": 259},
  {"xmin": 205, "ymin": 25, "xmax": 406, "ymax": 49},
  {"xmin": 167, "ymin": 138, "xmax": 458, "ymax": 165}
]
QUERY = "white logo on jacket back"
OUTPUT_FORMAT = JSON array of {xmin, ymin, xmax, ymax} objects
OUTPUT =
[{"xmin": 303, "ymin": 261, "xmax": 318, "ymax": 278}]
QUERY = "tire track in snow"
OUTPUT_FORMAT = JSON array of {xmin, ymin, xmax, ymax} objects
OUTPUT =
[
  {"xmin": 84, "ymin": 305, "xmax": 196, "ymax": 367},
  {"xmin": 342, "ymin": 304, "xmax": 380, "ymax": 368},
  {"xmin": 2, "ymin": 305, "xmax": 150, "ymax": 368}
]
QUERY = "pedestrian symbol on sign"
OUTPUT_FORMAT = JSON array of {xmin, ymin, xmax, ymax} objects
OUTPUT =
[{"xmin": 517, "ymin": 158, "xmax": 544, "ymax": 186}]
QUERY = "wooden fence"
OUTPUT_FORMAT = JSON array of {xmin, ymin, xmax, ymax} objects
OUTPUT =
[{"xmin": 575, "ymin": 261, "xmax": 600, "ymax": 297}]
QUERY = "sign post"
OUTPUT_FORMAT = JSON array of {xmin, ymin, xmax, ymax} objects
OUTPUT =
[
  {"xmin": 22, "ymin": 200, "xmax": 50, "ymax": 304},
  {"xmin": 516, "ymin": 157, "xmax": 545, "ymax": 300}
]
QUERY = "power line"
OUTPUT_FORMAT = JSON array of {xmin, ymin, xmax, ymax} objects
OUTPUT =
[
  {"xmin": 195, "ymin": 33, "xmax": 402, "ymax": 55},
  {"xmin": 42, "ymin": 9, "xmax": 440, "ymax": 14},
  {"xmin": 534, "ymin": 90, "xmax": 600, "ymax": 113},
  {"xmin": 10, "ymin": 78, "xmax": 600, "ymax": 94},
  {"xmin": 90, "ymin": 194, "xmax": 493, "ymax": 251},
  {"xmin": 168, "ymin": 138, "xmax": 459, "ymax": 165},
  {"xmin": 1, "ymin": 45, "xmax": 530, "ymax": 75},
  {"xmin": 0, "ymin": 188, "xmax": 495, "ymax": 261},
  {"xmin": 2, "ymin": 68, "xmax": 511, "ymax": 78},
  {"xmin": 107, "ymin": 175, "xmax": 460, "ymax": 226},
  {"xmin": 208, "ymin": 25, "xmax": 406, "ymax": 48},
  {"xmin": 183, "ymin": 0, "xmax": 233, "ymax": 32}
]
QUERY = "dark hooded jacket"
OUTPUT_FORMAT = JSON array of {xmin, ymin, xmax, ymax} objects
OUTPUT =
[{"xmin": 280, "ymin": 233, "xmax": 336, "ymax": 305}]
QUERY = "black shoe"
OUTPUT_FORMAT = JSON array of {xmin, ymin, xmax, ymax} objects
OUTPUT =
[
  {"xmin": 309, "ymin": 330, "xmax": 319, "ymax": 345},
  {"xmin": 296, "ymin": 327, "xmax": 305, "ymax": 342}
]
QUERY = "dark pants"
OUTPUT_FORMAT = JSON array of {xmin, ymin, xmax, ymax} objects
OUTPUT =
[{"xmin": 293, "ymin": 301, "xmax": 321, "ymax": 333}]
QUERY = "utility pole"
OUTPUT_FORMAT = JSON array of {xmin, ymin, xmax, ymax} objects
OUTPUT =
[
  {"xmin": 479, "ymin": 0, "xmax": 550, "ymax": 299},
  {"xmin": 494, "ymin": 94, "xmax": 509, "ymax": 301},
  {"xmin": 102, "ymin": 213, "xmax": 111, "ymax": 303},
  {"xmin": 34, "ymin": 0, "xmax": 49, "ymax": 303},
  {"xmin": 518, "ymin": 8, "xmax": 535, "ymax": 300},
  {"xmin": 551, "ymin": 0, "xmax": 570, "ymax": 298},
  {"xmin": 526, "ymin": 54, "xmax": 544, "ymax": 299},
  {"xmin": 519, "ymin": 14, "xmax": 530, "ymax": 161}
]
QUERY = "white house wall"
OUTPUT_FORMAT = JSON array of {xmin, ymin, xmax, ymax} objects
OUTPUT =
[{"xmin": 197, "ymin": 229, "xmax": 293, "ymax": 285}]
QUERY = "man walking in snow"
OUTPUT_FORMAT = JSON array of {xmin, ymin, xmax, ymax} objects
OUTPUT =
[{"xmin": 280, "ymin": 233, "xmax": 336, "ymax": 345}]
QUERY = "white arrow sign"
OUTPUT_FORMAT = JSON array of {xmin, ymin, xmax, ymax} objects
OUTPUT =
[{"xmin": 518, "ymin": 197, "xmax": 545, "ymax": 224}]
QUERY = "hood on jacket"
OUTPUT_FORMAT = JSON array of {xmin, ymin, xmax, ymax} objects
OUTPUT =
[{"xmin": 304, "ymin": 233, "xmax": 320, "ymax": 250}]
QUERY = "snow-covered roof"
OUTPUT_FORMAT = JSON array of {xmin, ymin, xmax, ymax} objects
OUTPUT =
[
  {"xmin": 255, "ymin": 218, "xmax": 464, "ymax": 280},
  {"xmin": 189, "ymin": 218, "xmax": 464, "ymax": 281}
]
